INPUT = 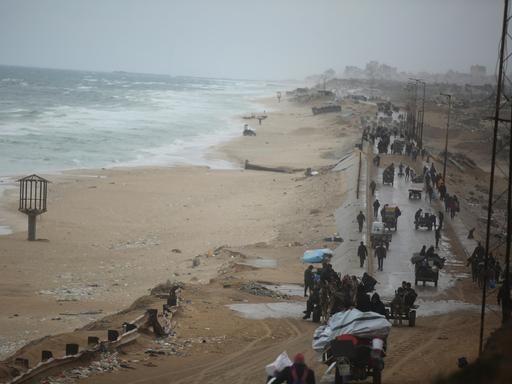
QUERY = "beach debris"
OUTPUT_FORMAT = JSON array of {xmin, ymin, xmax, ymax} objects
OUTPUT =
[
  {"xmin": 171, "ymin": 248, "xmax": 182, "ymax": 253},
  {"xmin": 192, "ymin": 256, "xmax": 201, "ymax": 267},
  {"xmin": 39, "ymin": 352, "xmax": 125, "ymax": 383},
  {"xmin": 305, "ymin": 168, "xmax": 319, "ymax": 176},
  {"xmin": 109, "ymin": 235, "xmax": 160, "ymax": 250},
  {"xmin": 323, "ymin": 234, "xmax": 343, "ymax": 242},
  {"xmin": 239, "ymin": 282, "xmax": 290, "ymax": 300},
  {"xmin": 244, "ymin": 160, "xmax": 303, "ymax": 174},
  {"xmin": 243, "ymin": 124, "xmax": 256, "ymax": 136},
  {"xmin": 312, "ymin": 104, "xmax": 341, "ymax": 115},
  {"xmin": 38, "ymin": 285, "xmax": 97, "ymax": 301}
]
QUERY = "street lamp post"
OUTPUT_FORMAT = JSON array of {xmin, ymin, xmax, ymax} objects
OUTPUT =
[{"xmin": 440, "ymin": 93, "xmax": 452, "ymax": 182}]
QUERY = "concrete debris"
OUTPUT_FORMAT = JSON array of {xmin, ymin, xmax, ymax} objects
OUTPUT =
[
  {"xmin": 39, "ymin": 352, "xmax": 125, "ymax": 384},
  {"xmin": 239, "ymin": 282, "xmax": 290, "ymax": 300}
]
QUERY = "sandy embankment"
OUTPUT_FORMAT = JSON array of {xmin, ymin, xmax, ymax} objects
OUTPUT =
[{"xmin": 0, "ymin": 97, "xmax": 364, "ymax": 359}]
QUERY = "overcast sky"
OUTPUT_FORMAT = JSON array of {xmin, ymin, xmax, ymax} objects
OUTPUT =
[{"xmin": 0, "ymin": 0, "xmax": 503, "ymax": 79}]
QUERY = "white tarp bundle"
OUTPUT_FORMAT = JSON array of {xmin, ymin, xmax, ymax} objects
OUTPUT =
[
  {"xmin": 312, "ymin": 308, "xmax": 392, "ymax": 351},
  {"xmin": 265, "ymin": 351, "xmax": 293, "ymax": 377}
]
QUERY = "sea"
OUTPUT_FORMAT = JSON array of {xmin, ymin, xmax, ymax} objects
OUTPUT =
[{"xmin": 0, "ymin": 65, "xmax": 285, "ymax": 178}]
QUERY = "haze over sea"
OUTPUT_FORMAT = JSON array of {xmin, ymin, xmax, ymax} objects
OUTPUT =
[{"xmin": 0, "ymin": 65, "xmax": 283, "ymax": 177}]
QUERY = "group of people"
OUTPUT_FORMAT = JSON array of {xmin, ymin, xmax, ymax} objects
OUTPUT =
[
  {"xmin": 357, "ymin": 241, "xmax": 387, "ymax": 271},
  {"xmin": 466, "ymin": 242, "xmax": 511, "ymax": 323},
  {"xmin": 466, "ymin": 242, "xmax": 502, "ymax": 289},
  {"xmin": 302, "ymin": 261, "xmax": 389, "ymax": 322},
  {"xmin": 421, "ymin": 162, "xmax": 460, "ymax": 219}
]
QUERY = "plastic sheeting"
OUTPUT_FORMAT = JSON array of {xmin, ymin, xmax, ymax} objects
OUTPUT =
[
  {"xmin": 312, "ymin": 308, "xmax": 391, "ymax": 351},
  {"xmin": 303, "ymin": 249, "xmax": 333, "ymax": 264},
  {"xmin": 265, "ymin": 351, "xmax": 293, "ymax": 377}
]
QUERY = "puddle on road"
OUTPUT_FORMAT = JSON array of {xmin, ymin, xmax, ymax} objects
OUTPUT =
[
  {"xmin": 416, "ymin": 299, "xmax": 498, "ymax": 317},
  {"xmin": 227, "ymin": 302, "xmax": 304, "ymax": 320},
  {"xmin": 262, "ymin": 284, "xmax": 304, "ymax": 297},
  {"xmin": 238, "ymin": 259, "xmax": 277, "ymax": 269},
  {"xmin": 0, "ymin": 225, "xmax": 12, "ymax": 235}
]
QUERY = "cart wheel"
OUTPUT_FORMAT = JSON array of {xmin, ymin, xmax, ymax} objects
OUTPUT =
[
  {"xmin": 435, "ymin": 280, "xmax": 438, "ymax": 287},
  {"xmin": 415, "ymin": 279, "xmax": 418, "ymax": 286},
  {"xmin": 409, "ymin": 310, "xmax": 416, "ymax": 327},
  {"xmin": 373, "ymin": 368, "xmax": 382, "ymax": 384},
  {"xmin": 334, "ymin": 366, "xmax": 346, "ymax": 384},
  {"xmin": 415, "ymin": 224, "xmax": 418, "ymax": 230}
]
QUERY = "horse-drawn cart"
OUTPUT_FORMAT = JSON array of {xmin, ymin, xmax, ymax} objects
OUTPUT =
[
  {"xmin": 415, "ymin": 264, "xmax": 439, "ymax": 286},
  {"xmin": 408, "ymin": 188, "xmax": 422, "ymax": 200},
  {"xmin": 382, "ymin": 168, "xmax": 394, "ymax": 186},
  {"xmin": 384, "ymin": 302, "xmax": 417, "ymax": 327},
  {"xmin": 370, "ymin": 222, "xmax": 392, "ymax": 249},
  {"xmin": 411, "ymin": 253, "xmax": 444, "ymax": 287},
  {"xmin": 381, "ymin": 206, "xmax": 398, "ymax": 231}
]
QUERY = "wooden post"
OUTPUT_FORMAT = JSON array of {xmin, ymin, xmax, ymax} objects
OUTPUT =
[{"xmin": 28, "ymin": 214, "xmax": 36, "ymax": 241}]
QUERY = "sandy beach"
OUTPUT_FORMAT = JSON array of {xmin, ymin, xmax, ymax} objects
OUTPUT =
[{"xmin": 0, "ymin": 96, "xmax": 365, "ymax": 360}]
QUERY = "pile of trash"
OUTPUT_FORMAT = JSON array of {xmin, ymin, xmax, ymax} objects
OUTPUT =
[
  {"xmin": 240, "ymin": 282, "xmax": 290, "ymax": 300},
  {"xmin": 40, "ymin": 353, "xmax": 124, "ymax": 384}
]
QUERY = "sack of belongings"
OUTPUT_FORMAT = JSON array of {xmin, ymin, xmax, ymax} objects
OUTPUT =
[
  {"xmin": 312, "ymin": 308, "xmax": 391, "ymax": 352},
  {"xmin": 265, "ymin": 351, "xmax": 293, "ymax": 377},
  {"xmin": 303, "ymin": 248, "xmax": 333, "ymax": 264}
]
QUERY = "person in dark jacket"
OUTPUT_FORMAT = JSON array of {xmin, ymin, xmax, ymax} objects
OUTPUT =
[
  {"xmin": 303, "ymin": 285, "xmax": 320, "ymax": 320},
  {"xmin": 304, "ymin": 265, "xmax": 314, "ymax": 297},
  {"xmin": 438, "ymin": 210, "xmax": 444, "ymax": 230},
  {"xmin": 356, "ymin": 211, "xmax": 366, "ymax": 232},
  {"xmin": 370, "ymin": 292, "xmax": 387, "ymax": 317},
  {"xmin": 375, "ymin": 243, "xmax": 387, "ymax": 271},
  {"xmin": 273, "ymin": 353, "xmax": 316, "ymax": 384},
  {"xmin": 356, "ymin": 284, "xmax": 371, "ymax": 312},
  {"xmin": 373, "ymin": 199, "xmax": 380, "ymax": 218},
  {"xmin": 357, "ymin": 241, "xmax": 368, "ymax": 268}
]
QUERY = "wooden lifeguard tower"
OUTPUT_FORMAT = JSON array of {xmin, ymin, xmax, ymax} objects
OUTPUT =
[{"xmin": 18, "ymin": 174, "xmax": 49, "ymax": 241}]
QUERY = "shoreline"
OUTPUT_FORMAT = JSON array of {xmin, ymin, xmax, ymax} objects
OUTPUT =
[{"xmin": 0, "ymin": 95, "xmax": 274, "ymax": 237}]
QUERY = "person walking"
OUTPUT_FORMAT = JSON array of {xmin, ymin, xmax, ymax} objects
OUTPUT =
[
  {"xmin": 357, "ymin": 211, "xmax": 366, "ymax": 233},
  {"xmin": 405, "ymin": 165, "xmax": 410, "ymax": 180},
  {"xmin": 438, "ymin": 210, "xmax": 444, "ymax": 231},
  {"xmin": 303, "ymin": 265, "xmax": 314, "ymax": 297},
  {"xmin": 375, "ymin": 243, "xmax": 387, "ymax": 271},
  {"xmin": 272, "ymin": 353, "xmax": 316, "ymax": 384},
  {"xmin": 394, "ymin": 206, "xmax": 402, "ymax": 229},
  {"xmin": 369, "ymin": 180, "xmax": 376, "ymax": 196},
  {"xmin": 358, "ymin": 241, "xmax": 368, "ymax": 268},
  {"xmin": 435, "ymin": 227, "xmax": 441, "ymax": 249},
  {"xmin": 373, "ymin": 199, "xmax": 380, "ymax": 218},
  {"xmin": 497, "ymin": 282, "xmax": 511, "ymax": 324}
]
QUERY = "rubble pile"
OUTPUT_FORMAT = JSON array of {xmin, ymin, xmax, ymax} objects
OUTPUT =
[
  {"xmin": 240, "ymin": 282, "xmax": 290, "ymax": 300},
  {"xmin": 39, "ymin": 353, "xmax": 124, "ymax": 384}
]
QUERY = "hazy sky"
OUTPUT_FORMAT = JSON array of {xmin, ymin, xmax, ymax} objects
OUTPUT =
[{"xmin": 0, "ymin": 0, "xmax": 503, "ymax": 79}]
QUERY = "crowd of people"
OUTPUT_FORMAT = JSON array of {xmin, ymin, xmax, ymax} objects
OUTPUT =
[{"xmin": 302, "ymin": 262, "xmax": 388, "ymax": 322}]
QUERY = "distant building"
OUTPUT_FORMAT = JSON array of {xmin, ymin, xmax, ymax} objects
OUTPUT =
[{"xmin": 470, "ymin": 65, "xmax": 487, "ymax": 85}]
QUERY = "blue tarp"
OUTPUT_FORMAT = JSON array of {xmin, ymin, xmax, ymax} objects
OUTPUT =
[{"xmin": 303, "ymin": 248, "xmax": 333, "ymax": 264}]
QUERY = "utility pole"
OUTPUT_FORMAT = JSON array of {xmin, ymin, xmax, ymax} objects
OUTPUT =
[
  {"xmin": 479, "ymin": 0, "xmax": 511, "ymax": 355},
  {"xmin": 409, "ymin": 78, "xmax": 426, "ymax": 148},
  {"xmin": 406, "ymin": 81, "xmax": 418, "ymax": 141},
  {"xmin": 440, "ymin": 93, "xmax": 451, "ymax": 182}
]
